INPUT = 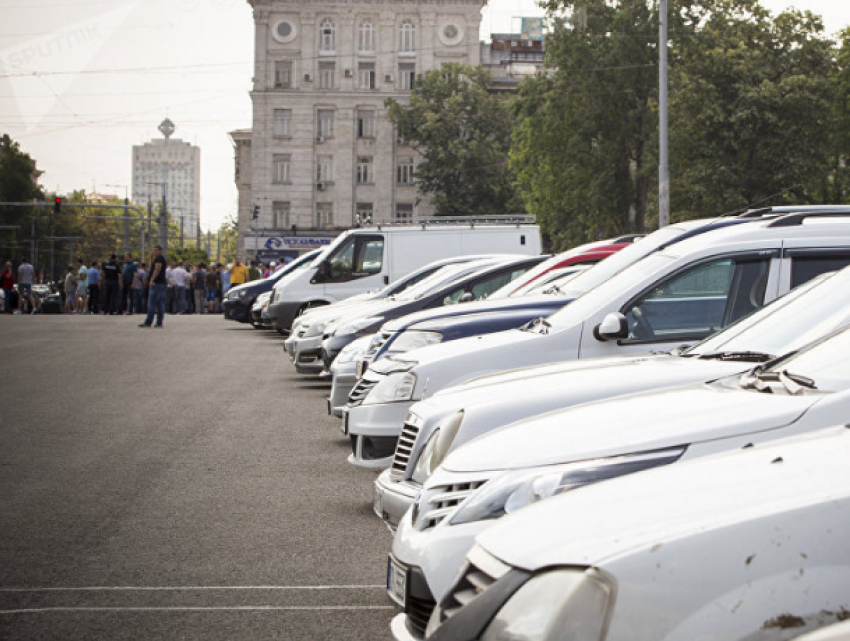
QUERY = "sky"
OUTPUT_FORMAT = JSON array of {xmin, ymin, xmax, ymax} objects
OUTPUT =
[{"xmin": 0, "ymin": 0, "xmax": 848, "ymax": 233}]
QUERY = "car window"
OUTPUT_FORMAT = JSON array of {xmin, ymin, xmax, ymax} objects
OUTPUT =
[
  {"xmin": 324, "ymin": 235, "xmax": 383, "ymax": 282},
  {"xmin": 791, "ymin": 255, "xmax": 850, "ymax": 289},
  {"xmin": 622, "ymin": 257, "xmax": 770, "ymax": 343},
  {"xmin": 470, "ymin": 267, "xmax": 532, "ymax": 301}
]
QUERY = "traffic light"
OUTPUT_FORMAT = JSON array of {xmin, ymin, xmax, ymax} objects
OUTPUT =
[
  {"xmin": 252, "ymin": 205, "xmax": 260, "ymax": 220},
  {"xmin": 53, "ymin": 197, "xmax": 61, "ymax": 213}
]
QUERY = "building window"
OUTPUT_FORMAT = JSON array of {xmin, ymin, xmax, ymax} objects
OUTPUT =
[
  {"xmin": 272, "ymin": 201, "xmax": 291, "ymax": 229},
  {"xmin": 396, "ymin": 203, "xmax": 413, "ymax": 221},
  {"xmin": 357, "ymin": 110, "xmax": 376, "ymax": 138},
  {"xmin": 272, "ymin": 20, "xmax": 297, "ymax": 44},
  {"xmin": 317, "ymin": 109, "xmax": 334, "ymax": 138},
  {"xmin": 356, "ymin": 202, "xmax": 373, "ymax": 226},
  {"xmin": 274, "ymin": 60, "xmax": 293, "ymax": 88},
  {"xmin": 319, "ymin": 18, "xmax": 336, "ymax": 53},
  {"xmin": 318, "ymin": 61, "xmax": 335, "ymax": 89},
  {"xmin": 356, "ymin": 156, "xmax": 373, "ymax": 183},
  {"xmin": 397, "ymin": 157, "xmax": 414, "ymax": 184},
  {"xmin": 273, "ymin": 108, "xmax": 292, "ymax": 137},
  {"xmin": 399, "ymin": 19, "xmax": 416, "ymax": 53},
  {"xmin": 358, "ymin": 62, "xmax": 376, "ymax": 89},
  {"xmin": 358, "ymin": 19, "xmax": 375, "ymax": 53},
  {"xmin": 316, "ymin": 155, "xmax": 334, "ymax": 183},
  {"xmin": 399, "ymin": 63, "xmax": 416, "ymax": 90},
  {"xmin": 273, "ymin": 154, "xmax": 291, "ymax": 183},
  {"xmin": 317, "ymin": 203, "xmax": 334, "ymax": 228}
]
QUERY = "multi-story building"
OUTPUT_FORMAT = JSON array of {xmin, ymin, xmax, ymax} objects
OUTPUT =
[
  {"xmin": 237, "ymin": 0, "xmax": 487, "ymax": 258},
  {"xmin": 132, "ymin": 118, "xmax": 202, "ymax": 241}
]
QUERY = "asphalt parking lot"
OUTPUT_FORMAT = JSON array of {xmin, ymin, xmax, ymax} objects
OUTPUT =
[{"xmin": 0, "ymin": 314, "xmax": 395, "ymax": 640}]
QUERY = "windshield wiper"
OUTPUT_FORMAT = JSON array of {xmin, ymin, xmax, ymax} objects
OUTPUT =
[
  {"xmin": 699, "ymin": 350, "xmax": 775, "ymax": 363},
  {"xmin": 739, "ymin": 367, "xmax": 817, "ymax": 395}
]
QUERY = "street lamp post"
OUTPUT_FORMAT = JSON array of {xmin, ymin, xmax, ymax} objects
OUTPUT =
[{"xmin": 658, "ymin": 0, "xmax": 670, "ymax": 229}]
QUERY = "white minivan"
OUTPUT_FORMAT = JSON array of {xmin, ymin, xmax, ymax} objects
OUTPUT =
[
  {"xmin": 265, "ymin": 217, "xmax": 542, "ymax": 332},
  {"xmin": 344, "ymin": 207, "xmax": 850, "ymax": 469}
]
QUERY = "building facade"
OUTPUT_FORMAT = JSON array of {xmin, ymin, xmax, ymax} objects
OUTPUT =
[
  {"xmin": 132, "ymin": 118, "xmax": 202, "ymax": 241},
  {"xmin": 238, "ymin": 0, "xmax": 487, "ymax": 257}
]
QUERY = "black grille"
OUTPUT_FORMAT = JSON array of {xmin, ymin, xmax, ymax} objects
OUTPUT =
[
  {"xmin": 390, "ymin": 421, "xmax": 420, "ymax": 481},
  {"xmin": 440, "ymin": 559, "xmax": 498, "ymax": 622},
  {"xmin": 362, "ymin": 436, "xmax": 398, "ymax": 461},
  {"xmin": 406, "ymin": 593, "xmax": 436, "ymax": 639},
  {"xmin": 348, "ymin": 378, "xmax": 378, "ymax": 406}
]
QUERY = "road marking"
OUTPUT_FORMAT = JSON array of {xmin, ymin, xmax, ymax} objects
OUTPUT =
[
  {"xmin": 0, "ymin": 585, "xmax": 385, "ymax": 592},
  {"xmin": 1, "ymin": 606, "xmax": 395, "ymax": 614}
]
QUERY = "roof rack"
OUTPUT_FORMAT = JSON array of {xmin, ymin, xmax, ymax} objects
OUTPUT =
[
  {"xmin": 369, "ymin": 214, "xmax": 537, "ymax": 230},
  {"xmin": 720, "ymin": 205, "xmax": 850, "ymax": 220},
  {"xmin": 766, "ymin": 208, "xmax": 850, "ymax": 227}
]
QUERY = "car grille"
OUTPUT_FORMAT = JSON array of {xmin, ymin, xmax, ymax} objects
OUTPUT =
[
  {"xmin": 390, "ymin": 421, "xmax": 421, "ymax": 481},
  {"xmin": 417, "ymin": 480, "xmax": 486, "ymax": 530},
  {"xmin": 439, "ymin": 554, "xmax": 501, "ymax": 623},
  {"xmin": 406, "ymin": 592, "xmax": 436, "ymax": 639},
  {"xmin": 348, "ymin": 377, "xmax": 379, "ymax": 407}
]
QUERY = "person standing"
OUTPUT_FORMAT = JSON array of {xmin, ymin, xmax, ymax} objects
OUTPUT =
[
  {"xmin": 64, "ymin": 266, "xmax": 77, "ymax": 314},
  {"xmin": 172, "ymin": 261, "xmax": 189, "ymax": 314},
  {"xmin": 229, "ymin": 258, "xmax": 248, "ymax": 288},
  {"xmin": 205, "ymin": 264, "xmax": 220, "ymax": 314},
  {"xmin": 220, "ymin": 263, "xmax": 231, "ymax": 298},
  {"xmin": 247, "ymin": 260, "xmax": 261, "ymax": 282},
  {"xmin": 165, "ymin": 261, "xmax": 176, "ymax": 314},
  {"xmin": 102, "ymin": 254, "xmax": 121, "ymax": 315},
  {"xmin": 193, "ymin": 262, "xmax": 207, "ymax": 314},
  {"xmin": 133, "ymin": 262, "xmax": 147, "ymax": 315},
  {"xmin": 87, "ymin": 261, "xmax": 101, "ymax": 314},
  {"xmin": 76, "ymin": 259, "xmax": 88, "ymax": 314},
  {"xmin": 17, "ymin": 257, "xmax": 37, "ymax": 314},
  {"xmin": 121, "ymin": 252, "xmax": 138, "ymax": 314},
  {"xmin": 2, "ymin": 262, "xmax": 14, "ymax": 314},
  {"xmin": 139, "ymin": 245, "xmax": 167, "ymax": 328}
]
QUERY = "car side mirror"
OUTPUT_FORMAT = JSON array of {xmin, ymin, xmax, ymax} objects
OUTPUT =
[
  {"xmin": 459, "ymin": 292, "xmax": 474, "ymax": 303},
  {"xmin": 593, "ymin": 312, "xmax": 629, "ymax": 342}
]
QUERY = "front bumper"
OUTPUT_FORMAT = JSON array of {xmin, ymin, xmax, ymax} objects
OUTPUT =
[
  {"xmin": 374, "ymin": 468, "xmax": 419, "ymax": 528},
  {"xmin": 267, "ymin": 300, "xmax": 302, "ymax": 332},
  {"xmin": 222, "ymin": 298, "xmax": 251, "ymax": 322},
  {"xmin": 390, "ymin": 613, "xmax": 423, "ymax": 641},
  {"xmin": 344, "ymin": 400, "xmax": 414, "ymax": 469},
  {"xmin": 327, "ymin": 361, "xmax": 358, "ymax": 417},
  {"xmin": 321, "ymin": 333, "xmax": 357, "ymax": 368},
  {"xmin": 292, "ymin": 335, "xmax": 324, "ymax": 374}
]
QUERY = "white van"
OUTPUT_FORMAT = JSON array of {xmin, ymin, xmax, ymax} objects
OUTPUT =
[{"xmin": 265, "ymin": 217, "xmax": 541, "ymax": 332}]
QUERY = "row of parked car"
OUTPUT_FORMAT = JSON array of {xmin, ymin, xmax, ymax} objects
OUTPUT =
[{"xmin": 231, "ymin": 208, "xmax": 850, "ymax": 641}]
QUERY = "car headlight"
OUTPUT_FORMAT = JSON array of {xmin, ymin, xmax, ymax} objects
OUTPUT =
[
  {"xmin": 364, "ymin": 371, "xmax": 418, "ymax": 404},
  {"xmin": 450, "ymin": 448, "xmax": 685, "ymax": 526},
  {"xmin": 236, "ymin": 289, "xmax": 250, "ymax": 299},
  {"xmin": 480, "ymin": 568, "xmax": 615, "ymax": 641},
  {"xmin": 337, "ymin": 338, "xmax": 370, "ymax": 365},
  {"xmin": 411, "ymin": 411, "xmax": 464, "ymax": 484},
  {"xmin": 335, "ymin": 316, "xmax": 384, "ymax": 337},
  {"xmin": 389, "ymin": 330, "xmax": 443, "ymax": 354},
  {"xmin": 304, "ymin": 321, "xmax": 328, "ymax": 338}
]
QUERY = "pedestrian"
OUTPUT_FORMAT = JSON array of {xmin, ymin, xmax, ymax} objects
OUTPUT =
[
  {"xmin": 17, "ymin": 257, "xmax": 37, "ymax": 314},
  {"xmin": 229, "ymin": 258, "xmax": 249, "ymax": 288},
  {"xmin": 205, "ymin": 263, "xmax": 220, "ymax": 314},
  {"xmin": 102, "ymin": 254, "xmax": 121, "ymax": 315},
  {"xmin": 139, "ymin": 245, "xmax": 167, "ymax": 328},
  {"xmin": 76, "ymin": 259, "xmax": 88, "ymax": 314},
  {"xmin": 165, "ymin": 261, "xmax": 176, "ymax": 314},
  {"xmin": 87, "ymin": 261, "xmax": 101, "ymax": 314},
  {"xmin": 63, "ymin": 265, "xmax": 77, "ymax": 314},
  {"xmin": 221, "ymin": 263, "xmax": 232, "ymax": 297},
  {"xmin": 172, "ymin": 261, "xmax": 189, "ymax": 314},
  {"xmin": 193, "ymin": 262, "xmax": 207, "ymax": 314},
  {"xmin": 1, "ymin": 262, "xmax": 14, "ymax": 314},
  {"xmin": 121, "ymin": 252, "xmax": 138, "ymax": 314},
  {"xmin": 133, "ymin": 262, "xmax": 147, "ymax": 315},
  {"xmin": 247, "ymin": 260, "xmax": 261, "ymax": 282}
]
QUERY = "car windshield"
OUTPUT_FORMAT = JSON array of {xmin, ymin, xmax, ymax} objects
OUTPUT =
[
  {"xmin": 553, "ymin": 224, "xmax": 690, "ymax": 299},
  {"xmin": 688, "ymin": 269, "xmax": 850, "ymax": 359},
  {"xmin": 393, "ymin": 262, "xmax": 491, "ymax": 301},
  {"xmin": 754, "ymin": 325, "xmax": 850, "ymax": 391},
  {"xmin": 543, "ymin": 252, "xmax": 677, "ymax": 329},
  {"xmin": 518, "ymin": 266, "xmax": 590, "ymax": 296}
]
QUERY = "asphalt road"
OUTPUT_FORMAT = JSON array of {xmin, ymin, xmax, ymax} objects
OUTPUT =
[{"xmin": 0, "ymin": 314, "xmax": 395, "ymax": 640}]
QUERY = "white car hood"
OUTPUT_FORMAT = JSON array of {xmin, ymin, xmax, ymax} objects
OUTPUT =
[
  {"xmin": 442, "ymin": 381, "xmax": 820, "ymax": 472},
  {"xmin": 476, "ymin": 425, "xmax": 850, "ymax": 571}
]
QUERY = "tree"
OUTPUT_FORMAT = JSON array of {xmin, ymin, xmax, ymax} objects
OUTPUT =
[
  {"xmin": 0, "ymin": 135, "xmax": 45, "ymax": 264},
  {"xmin": 385, "ymin": 63, "xmax": 523, "ymax": 216},
  {"xmin": 670, "ymin": 1, "xmax": 835, "ymax": 217}
]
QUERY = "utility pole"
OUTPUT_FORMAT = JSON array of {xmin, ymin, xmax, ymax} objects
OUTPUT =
[
  {"xmin": 658, "ymin": 0, "xmax": 670, "ymax": 228},
  {"xmin": 159, "ymin": 187, "xmax": 168, "ymax": 253}
]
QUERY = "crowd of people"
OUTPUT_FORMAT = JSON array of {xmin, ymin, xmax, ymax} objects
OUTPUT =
[{"xmin": 1, "ymin": 250, "xmax": 278, "ymax": 317}]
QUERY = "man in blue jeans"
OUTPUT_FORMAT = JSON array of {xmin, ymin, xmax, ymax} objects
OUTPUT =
[{"xmin": 139, "ymin": 245, "xmax": 167, "ymax": 328}]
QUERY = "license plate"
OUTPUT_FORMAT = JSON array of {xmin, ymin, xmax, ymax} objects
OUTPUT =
[
  {"xmin": 342, "ymin": 410, "xmax": 349, "ymax": 436},
  {"xmin": 373, "ymin": 485, "xmax": 384, "ymax": 517},
  {"xmin": 387, "ymin": 556, "xmax": 407, "ymax": 608}
]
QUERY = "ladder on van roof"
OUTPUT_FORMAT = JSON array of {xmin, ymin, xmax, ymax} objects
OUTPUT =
[{"xmin": 368, "ymin": 214, "xmax": 537, "ymax": 230}]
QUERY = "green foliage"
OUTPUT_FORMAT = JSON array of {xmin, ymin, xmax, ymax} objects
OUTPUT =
[
  {"xmin": 385, "ymin": 63, "xmax": 523, "ymax": 216},
  {"xmin": 0, "ymin": 135, "xmax": 45, "ymax": 264}
]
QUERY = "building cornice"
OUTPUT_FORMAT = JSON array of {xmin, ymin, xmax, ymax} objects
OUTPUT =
[{"xmin": 250, "ymin": 0, "xmax": 485, "ymax": 8}]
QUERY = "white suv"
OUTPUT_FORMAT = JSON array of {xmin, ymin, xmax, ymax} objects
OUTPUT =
[{"xmin": 344, "ymin": 207, "xmax": 850, "ymax": 470}]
